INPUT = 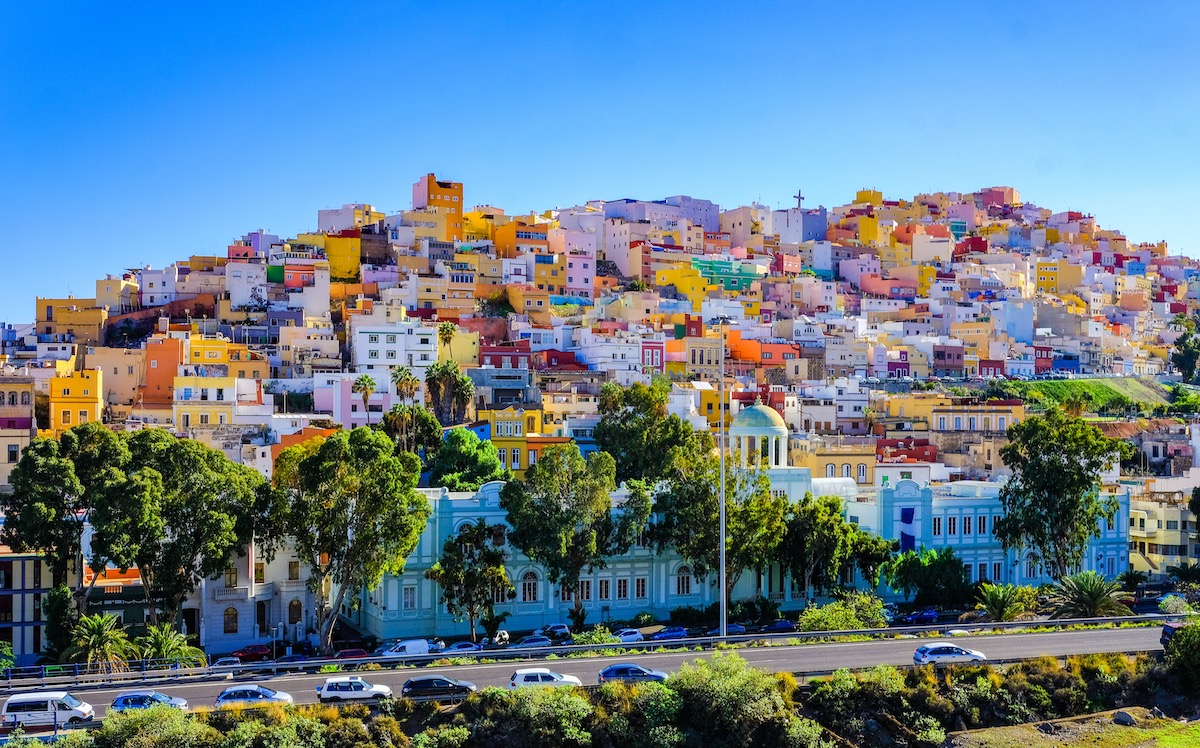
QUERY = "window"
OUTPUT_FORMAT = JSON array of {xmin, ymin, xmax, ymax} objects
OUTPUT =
[
  {"xmin": 403, "ymin": 585, "xmax": 417, "ymax": 611},
  {"xmin": 932, "ymin": 517, "xmax": 942, "ymax": 536},
  {"xmin": 617, "ymin": 578, "xmax": 629, "ymax": 600},
  {"xmin": 963, "ymin": 516, "xmax": 972, "ymax": 535},
  {"xmin": 224, "ymin": 567, "xmax": 238, "ymax": 588},
  {"xmin": 512, "ymin": 451, "xmax": 520, "ymax": 470},
  {"xmin": 978, "ymin": 562, "xmax": 987, "ymax": 581},
  {"xmin": 521, "ymin": 572, "xmax": 539, "ymax": 602},
  {"xmin": 842, "ymin": 464, "xmax": 851, "ymax": 478},
  {"xmin": 954, "ymin": 417, "xmax": 962, "ymax": 430},
  {"xmin": 977, "ymin": 516, "xmax": 987, "ymax": 535},
  {"xmin": 561, "ymin": 586, "xmax": 573, "ymax": 603},
  {"xmin": 254, "ymin": 562, "xmax": 265, "ymax": 584},
  {"xmin": 579, "ymin": 580, "xmax": 592, "ymax": 601},
  {"xmin": 1167, "ymin": 520, "xmax": 1179, "ymax": 530},
  {"xmin": 675, "ymin": 566, "xmax": 692, "ymax": 596},
  {"xmin": 368, "ymin": 334, "xmax": 379, "ymax": 343},
  {"xmin": 61, "ymin": 410, "xmax": 71, "ymax": 425},
  {"xmin": 937, "ymin": 416, "xmax": 946, "ymax": 430},
  {"xmin": 993, "ymin": 562, "xmax": 1002, "ymax": 581},
  {"xmin": 288, "ymin": 599, "xmax": 302, "ymax": 624},
  {"xmin": 223, "ymin": 607, "xmax": 238, "ymax": 634},
  {"xmin": 598, "ymin": 579, "xmax": 610, "ymax": 600},
  {"xmin": 826, "ymin": 464, "xmax": 835, "ymax": 477},
  {"xmin": 288, "ymin": 561, "xmax": 300, "ymax": 580},
  {"xmin": 857, "ymin": 464, "xmax": 867, "ymax": 482},
  {"xmin": 1025, "ymin": 557, "xmax": 1038, "ymax": 578},
  {"xmin": 6, "ymin": 445, "xmax": 17, "ymax": 463},
  {"xmin": 635, "ymin": 576, "xmax": 648, "ymax": 599}
]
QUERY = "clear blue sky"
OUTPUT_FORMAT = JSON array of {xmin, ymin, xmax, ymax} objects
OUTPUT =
[{"xmin": 2, "ymin": 1, "xmax": 1197, "ymax": 323}]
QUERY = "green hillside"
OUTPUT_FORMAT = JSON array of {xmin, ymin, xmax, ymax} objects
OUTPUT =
[{"xmin": 1008, "ymin": 377, "xmax": 1171, "ymax": 408}]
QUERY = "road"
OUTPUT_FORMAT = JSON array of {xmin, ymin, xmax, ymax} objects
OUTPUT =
[{"xmin": 44, "ymin": 626, "xmax": 1161, "ymax": 718}]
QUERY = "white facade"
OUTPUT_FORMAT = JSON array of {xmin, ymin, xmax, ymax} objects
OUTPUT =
[
  {"xmin": 225, "ymin": 262, "xmax": 268, "ymax": 309},
  {"xmin": 137, "ymin": 266, "xmax": 179, "ymax": 307},
  {"xmin": 349, "ymin": 321, "xmax": 438, "ymax": 378}
]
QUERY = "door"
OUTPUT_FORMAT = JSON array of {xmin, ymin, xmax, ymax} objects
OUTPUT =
[{"xmin": 256, "ymin": 601, "xmax": 268, "ymax": 638}]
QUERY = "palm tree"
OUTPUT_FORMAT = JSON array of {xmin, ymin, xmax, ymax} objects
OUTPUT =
[
  {"xmin": 961, "ymin": 582, "xmax": 1030, "ymax": 623},
  {"xmin": 352, "ymin": 374, "xmax": 377, "ymax": 426},
  {"xmin": 134, "ymin": 623, "xmax": 206, "ymax": 668},
  {"xmin": 390, "ymin": 365, "xmax": 420, "ymax": 403},
  {"xmin": 61, "ymin": 614, "xmax": 135, "ymax": 673},
  {"xmin": 437, "ymin": 321, "xmax": 458, "ymax": 357},
  {"xmin": 1048, "ymin": 571, "xmax": 1131, "ymax": 619},
  {"xmin": 1167, "ymin": 562, "xmax": 1200, "ymax": 585},
  {"xmin": 452, "ymin": 372, "xmax": 476, "ymax": 424},
  {"xmin": 1062, "ymin": 393, "xmax": 1092, "ymax": 418},
  {"xmin": 1117, "ymin": 569, "xmax": 1148, "ymax": 592}
]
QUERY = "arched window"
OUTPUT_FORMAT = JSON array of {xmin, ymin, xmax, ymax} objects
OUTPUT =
[
  {"xmin": 20, "ymin": 392, "xmax": 29, "ymax": 406},
  {"xmin": 842, "ymin": 464, "xmax": 851, "ymax": 478},
  {"xmin": 223, "ymin": 607, "xmax": 238, "ymax": 634},
  {"xmin": 288, "ymin": 599, "xmax": 302, "ymax": 625},
  {"xmin": 857, "ymin": 464, "xmax": 867, "ymax": 482},
  {"xmin": 6, "ymin": 393, "xmax": 15, "ymax": 406},
  {"xmin": 675, "ymin": 566, "xmax": 692, "ymax": 596},
  {"xmin": 0, "ymin": 393, "xmax": 6, "ymax": 406},
  {"xmin": 825, "ymin": 464, "xmax": 835, "ymax": 477},
  {"xmin": 521, "ymin": 571, "xmax": 539, "ymax": 603}
]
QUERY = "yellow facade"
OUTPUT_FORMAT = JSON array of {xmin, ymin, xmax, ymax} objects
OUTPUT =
[
  {"xmin": 883, "ymin": 392, "xmax": 1024, "ymax": 433},
  {"xmin": 187, "ymin": 337, "xmax": 270, "ymax": 380},
  {"xmin": 95, "ymin": 276, "xmax": 139, "ymax": 313},
  {"xmin": 791, "ymin": 441, "xmax": 876, "ymax": 485},
  {"xmin": 877, "ymin": 243, "xmax": 912, "ymax": 270},
  {"xmin": 439, "ymin": 329, "xmax": 480, "ymax": 367},
  {"xmin": 948, "ymin": 322, "xmax": 991, "ymax": 361},
  {"xmin": 855, "ymin": 188, "xmax": 884, "ymax": 204},
  {"xmin": 477, "ymin": 406, "xmax": 544, "ymax": 479},
  {"xmin": 35, "ymin": 297, "xmax": 109, "ymax": 344},
  {"xmin": 173, "ymin": 375, "xmax": 236, "ymax": 429},
  {"xmin": 656, "ymin": 265, "xmax": 714, "ymax": 312},
  {"xmin": 915, "ymin": 265, "xmax": 938, "ymax": 296},
  {"xmin": 324, "ymin": 234, "xmax": 362, "ymax": 281},
  {"xmin": 533, "ymin": 255, "xmax": 566, "ymax": 295},
  {"xmin": 857, "ymin": 215, "xmax": 880, "ymax": 245},
  {"xmin": 400, "ymin": 210, "xmax": 448, "ymax": 243},
  {"xmin": 414, "ymin": 174, "xmax": 464, "ymax": 241},
  {"xmin": 48, "ymin": 369, "xmax": 104, "ymax": 435}
]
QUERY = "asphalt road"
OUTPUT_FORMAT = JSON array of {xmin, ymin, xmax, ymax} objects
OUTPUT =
[{"xmin": 47, "ymin": 626, "xmax": 1161, "ymax": 719}]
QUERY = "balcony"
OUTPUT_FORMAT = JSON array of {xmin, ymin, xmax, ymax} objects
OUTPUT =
[
  {"xmin": 274, "ymin": 579, "xmax": 307, "ymax": 593},
  {"xmin": 214, "ymin": 586, "xmax": 249, "ymax": 602}
]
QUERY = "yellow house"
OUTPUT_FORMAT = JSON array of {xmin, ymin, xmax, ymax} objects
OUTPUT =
[
  {"xmin": 855, "ymin": 188, "xmax": 884, "ymax": 204},
  {"xmin": 790, "ymin": 437, "xmax": 876, "ymax": 485},
  {"xmin": 532, "ymin": 254, "xmax": 566, "ymax": 295},
  {"xmin": 1035, "ymin": 259, "xmax": 1084, "ymax": 295},
  {"xmin": 48, "ymin": 369, "xmax": 104, "ymax": 435},
  {"xmin": 95, "ymin": 275, "xmax": 139, "ymax": 314},
  {"xmin": 439, "ymin": 329, "xmax": 480, "ymax": 367},
  {"xmin": 325, "ymin": 234, "xmax": 362, "ymax": 281},
  {"xmin": 35, "ymin": 297, "xmax": 109, "ymax": 344},
  {"xmin": 187, "ymin": 336, "xmax": 270, "ymax": 380},
  {"xmin": 508, "ymin": 285, "xmax": 552, "ymax": 324},
  {"xmin": 463, "ymin": 209, "xmax": 508, "ymax": 243},
  {"xmin": 476, "ymin": 406, "xmax": 546, "ymax": 480},
  {"xmin": 949, "ymin": 321, "xmax": 992, "ymax": 361},
  {"xmin": 656, "ymin": 265, "xmax": 714, "ymax": 312},
  {"xmin": 883, "ymin": 392, "xmax": 1024, "ymax": 433},
  {"xmin": 173, "ymin": 375, "xmax": 236, "ymax": 430},
  {"xmin": 877, "ymin": 242, "xmax": 911, "ymax": 271}
]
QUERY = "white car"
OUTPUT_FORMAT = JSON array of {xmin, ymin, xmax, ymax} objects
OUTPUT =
[
  {"xmin": 316, "ymin": 676, "xmax": 393, "ymax": 703},
  {"xmin": 614, "ymin": 628, "xmax": 644, "ymax": 643},
  {"xmin": 913, "ymin": 642, "xmax": 986, "ymax": 666},
  {"xmin": 214, "ymin": 685, "xmax": 293, "ymax": 709},
  {"xmin": 536, "ymin": 623, "xmax": 572, "ymax": 639},
  {"xmin": 508, "ymin": 668, "xmax": 582, "ymax": 689}
]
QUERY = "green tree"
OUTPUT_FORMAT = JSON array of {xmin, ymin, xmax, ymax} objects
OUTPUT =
[
  {"xmin": 593, "ymin": 379, "xmax": 699, "ymax": 484},
  {"xmin": 994, "ymin": 407, "xmax": 1132, "ymax": 579},
  {"xmin": 1172, "ymin": 331, "xmax": 1200, "ymax": 381},
  {"xmin": 62, "ymin": 613, "xmax": 135, "ymax": 673},
  {"xmin": 0, "ymin": 438, "xmax": 86, "ymax": 590},
  {"xmin": 779, "ymin": 494, "xmax": 856, "ymax": 604},
  {"xmin": 276, "ymin": 428, "xmax": 430, "ymax": 653},
  {"xmin": 1061, "ymin": 392, "xmax": 1092, "ymax": 418},
  {"xmin": 1117, "ymin": 569, "xmax": 1148, "ymax": 592},
  {"xmin": 427, "ymin": 428, "xmax": 508, "ymax": 491},
  {"xmin": 389, "ymin": 365, "xmax": 421, "ymax": 403},
  {"xmin": 380, "ymin": 403, "xmax": 443, "ymax": 458},
  {"xmin": 1167, "ymin": 562, "xmax": 1200, "ymax": 584},
  {"xmin": 41, "ymin": 585, "xmax": 76, "ymax": 661},
  {"xmin": 352, "ymin": 374, "xmax": 378, "ymax": 425},
  {"xmin": 1048, "ymin": 571, "xmax": 1131, "ymax": 618},
  {"xmin": 500, "ymin": 444, "xmax": 649, "ymax": 630},
  {"xmin": 849, "ymin": 532, "xmax": 896, "ymax": 589},
  {"xmin": 968, "ymin": 583, "xmax": 1029, "ymax": 622},
  {"xmin": 424, "ymin": 518, "xmax": 515, "ymax": 642},
  {"xmin": 426, "ymin": 360, "xmax": 475, "ymax": 425},
  {"xmin": 134, "ymin": 623, "xmax": 206, "ymax": 667},
  {"xmin": 0, "ymin": 642, "xmax": 12, "ymax": 673},
  {"xmin": 1165, "ymin": 622, "xmax": 1200, "ymax": 691},
  {"xmin": 650, "ymin": 435, "xmax": 787, "ymax": 599},
  {"xmin": 882, "ymin": 547, "xmax": 972, "ymax": 607},
  {"xmin": 438, "ymin": 320, "xmax": 458, "ymax": 351}
]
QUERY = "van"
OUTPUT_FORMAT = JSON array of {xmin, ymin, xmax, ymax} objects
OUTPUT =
[
  {"xmin": 2, "ymin": 691, "xmax": 95, "ymax": 729},
  {"xmin": 378, "ymin": 639, "xmax": 430, "ymax": 659}
]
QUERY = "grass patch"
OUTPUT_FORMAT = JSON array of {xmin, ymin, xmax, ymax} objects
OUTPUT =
[
  {"xmin": 1009, "ymin": 377, "xmax": 1170, "ymax": 409},
  {"xmin": 949, "ymin": 708, "xmax": 1200, "ymax": 748}
]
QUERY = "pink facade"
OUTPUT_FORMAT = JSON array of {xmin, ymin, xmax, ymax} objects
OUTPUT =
[
  {"xmin": 842, "ymin": 255, "xmax": 882, "ymax": 289},
  {"xmin": 640, "ymin": 339, "xmax": 665, "ymax": 372},
  {"xmin": 362, "ymin": 266, "xmax": 402, "ymax": 285},
  {"xmin": 333, "ymin": 378, "xmax": 395, "ymax": 429},
  {"xmin": 564, "ymin": 252, "xmax": 595, "ymax": 299},
  {"xmin": 859, "ymin": 273, "xmax": 917, "ymax": 299}
]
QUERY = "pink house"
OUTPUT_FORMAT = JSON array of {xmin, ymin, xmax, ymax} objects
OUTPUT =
[
  {"xmin": 332, "ymin": 377, "xmax": 396, "ymax": 429},
  {"xmin": 859, "ymin": 273, "xmax": 917, "ymax": 300},
  {"xmin": 640, "ymin": 339, "xmax": 665, "ymax": 372},
  {"xmin": 564, "ymin": 252, "xmax": 596, "ymax": 299}
]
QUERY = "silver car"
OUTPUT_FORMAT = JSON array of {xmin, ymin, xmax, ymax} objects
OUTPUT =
[
  {"xmin": 913, "ymin": 642, "xmax": 986, "ymax": 666},
  {"xmin": 214, "ymin": 684, "xmax": 293, "ymax": 708}
]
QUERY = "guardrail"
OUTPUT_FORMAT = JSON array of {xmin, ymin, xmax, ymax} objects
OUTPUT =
[{"xmin": 0, "ymin": 612, "xmax": 1181, "ymax": 694}]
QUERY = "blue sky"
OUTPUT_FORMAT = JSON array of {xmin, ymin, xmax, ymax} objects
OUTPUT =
[{"xmin": 1, "ymin": 1, "xmax": 1197, "ymax": 323}]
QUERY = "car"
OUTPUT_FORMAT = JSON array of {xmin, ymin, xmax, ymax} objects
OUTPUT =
[
  {"xmin": 511, "ymin": 635, "xmax": 554, "ymax": 649},
  {"xmin": 2, "ymin": 692, "xmax": 94, "ymax": 729},
  {"xmin": 214, "ymin": 685, "xmax": 294, "ymax": 709},
  {"xmin": 613, "ymin": 628, "xmax": 645, "ymax": 643},
  {"xmin": 316, "ymin": 676, "xmax": 393, "ymax": 703},
  {"xmin": 705, "ymin": 623, "xmax": 746, "ymax": 636},
  {"xmin": 230, "ymin": 644, "xmax": 273, "ymax": 663},
  {"xmin": 443, "ymin": 640, "xmax": 483, "ymax": 652},
  {"xmin": 759, "ymin": 618, "xmax": 797, "ymax": 634},
  {"xmin": 598, "ymin": 664, "xmax": 668, "ymax": 684},
  {"xmin": 377, "ymin": 639, "xmax": 431, "ymax": 659},
  {"xmin": 1162, "ymin": 621, "xmax": 1188, "ymax": 647},
  {"xmin": 536, "ymin": 623, "xmax": 572, "ymax": 639},
  {"xmin": 211, "ymin": 656, "xmax": 241, "ymax": 669},
  {"xmin": 333, "ymin": 648, "xmax": 370, "ymax": 659},
  {"xmin": 427, "ymin": 638, "xmax": 446, "ymax": 653},
  {"xmin": 274, "ymin": 654, "xmax": 309, "ymax": 671},
  {"xmin": 508, "ymin": 668, "xmax": 582, "ymax": 689},
  {"xmin": 401, "ymin": 676, "xmax": 477, "ymax": 701},
  {"xmin": 651, "ymin": 626, "xmax": 689, "ymax": 641},
  {"xmin": 902, "ymin": 609, "xmax": 940, "ymax": 625},
  {"xmin": 110, "ymin": 690, "xmax": 187, "ymax": 712},
  {"xmin": 913, "ymin": 643, "xmax": 986, "ymax": 666}
]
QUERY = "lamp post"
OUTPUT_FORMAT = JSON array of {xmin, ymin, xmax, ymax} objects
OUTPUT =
[{"xmin": 715, "ymin": 314, "xmax": 731, "ymax": 638}]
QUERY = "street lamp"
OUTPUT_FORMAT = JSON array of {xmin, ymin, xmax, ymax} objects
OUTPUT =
[{"xmin": 713, "ymin": 314, "xmax": 732, "ymax": 638}]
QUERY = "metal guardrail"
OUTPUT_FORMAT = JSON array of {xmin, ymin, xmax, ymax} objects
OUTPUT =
[{"xmin": 0, "ymin": 612, "xmax": 1180, "ymax": 694}]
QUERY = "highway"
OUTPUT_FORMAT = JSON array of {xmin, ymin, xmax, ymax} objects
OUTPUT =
[{"xmin": 40, "ymin": 626, "xmax": 1162, "ymax": 718}]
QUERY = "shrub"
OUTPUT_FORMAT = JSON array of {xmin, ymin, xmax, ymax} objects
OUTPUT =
[
  {"xmin": 572, "ymin": 624, "xmax": 620, "ymax": 646},
  {"xmin": 630, "ymin": 611, "xmax": 656, "ymax": 626},
  {"xmin": 1160, "ymin": 595, "xmax": 1192, "ymax": 614},
  {"xmin": 325, "ymin": 717, "xmax": 371, "ymax": 748},
  {"xmin": 1165, "ymin": 622, "xmax": 1200, "ymax": 690},
  {"xmin": 668, "ymin": 605, "xmax": 709, "ymax": 626},
  {"xmin": 90, "ymin": 704, "xmax": 222, "ymax": 748},
  {"xmin": 411, "ymin": 726, "xmax": 470, "ymax": 748},
  {"xmin": 596, "ymin": 681, "xmax": 683, "ymax": 748},
  {"xmin": 369, "ymin": 716, "xmax": 411, "ymax": 747},
  {"xmin": 797, "ymin": 594, "xmax": 886, "ymax": 632},
  {"xmin": 464, "ymin": 685, "xmax": 596, "ymax": 748}
]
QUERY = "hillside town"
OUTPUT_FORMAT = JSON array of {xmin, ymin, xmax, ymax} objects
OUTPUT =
[{"xmin": 1, "ymin": 176, "xmax": 1197, "ymax": 666}]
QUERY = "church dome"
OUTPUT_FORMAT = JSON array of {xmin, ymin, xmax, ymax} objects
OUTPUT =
[{"xmin": 730, "ymin": 401, "xmax": 787, "ymax": 433}]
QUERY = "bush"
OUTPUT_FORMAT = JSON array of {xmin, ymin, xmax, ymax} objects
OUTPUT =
[
  {"xmin": 797, "ymin": 593, "xmax": 886, "ymax": 632},
  {"xmin": 464, "ymin": 685, "xmax": 596, "ymax": 748},
  {"xmin": 572, "ymin": 625, "xmax": 620, "ymax": 646},
  {"xmin": 369, "ymin": 715, "xmax": 411, "ymax": 747},
  {"xmin": 411, "ymin": 726, "xmax": 470, "ymax": 748},
  {"xmin": 90, "ymin": 704, "xmax": 222, "ymax": 748},
  {"xmin": 325, "ymin": 717, "xmax": 371, "ymax": 748},
  {"xmin": 668, "ymin": 605, "xmax": 709, "ymax": 627},
  {"xmin": 595, "ymin": 681, "xmax": 683, "ymax": 748},
  {"xmin": 1160, "ymin": 595, "xmax": 1192, "ymax": 614},
  {"xmin": 630, "ymin": 611, "xmax": 656, "ymax": 627},
  {"xmin": 1165, "ymin": 622, "xmax": 1200, "ymax": 690}
]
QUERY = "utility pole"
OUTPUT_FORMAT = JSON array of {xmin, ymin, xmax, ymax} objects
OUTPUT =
[{"xmin": 717, "ymin": 314, "xmax": 729, "ymax": 638}]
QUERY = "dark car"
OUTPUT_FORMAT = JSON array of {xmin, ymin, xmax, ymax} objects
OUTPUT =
[
  {"xmin": 760, "ymin": 618, "xmax": 797, "ymax": 634},
  {"xmin": 231, "ymin": 644, "xmax": 273, "ymax": 663},
  {"xmin": 274, "ymin": 654, "xmax": 309, "ymax": 671},
  {"xmin": 902, "ymin": 609, "xmax": 940, "ymax": 625},
  {"xmin": 705, "ymin": 623, "xmax": 746, "ymax": 636},
  {"xmin": 651, "ymin": 626, "xmax": 689, "ymax": 641},
  {"xmin": 1162, "ymin": 622, "xmax": 1187, "ymax": 648},
  {"xmin": 598, "ymin": 663, "xmax": 668, "ymax": 684},
  {"xmin": 511, "ymin": 635, "xmax": 553, "ymax": 649},
  {"xmin": 401, "ymin": 676, "xmax": 477, "ymax": 702},
  {"xmin": 334, "ymin": 648, "xmax": 370, "ymax": 659}
]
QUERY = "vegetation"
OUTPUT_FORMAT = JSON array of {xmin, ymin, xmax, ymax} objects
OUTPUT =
[
  {"xmin": 963, "ymin": 583, "xmax": 1032, "ymax": 623},
  {"xmin": 797, "ymin": 592, "xmax": 888, "ymax": 631},
  {"xmin": 593, "ymin": 379, "xmax": 699, "ymax": 484},
  {"xmin": 882, "ymin": 547, "xmax": 972, "ymax": 606},
  {"xmin": 425, "ymin": 360, "xmax": 475, "ymax": 425},
  {"xmin": 1002, "ymin": 377, "xmax": 1171, "ymax": 411},
  {"xmin": 1172, "ymin": 331, "xmax": 1200, "ymax": 381},
  {"xmin": 995, "ymin": 407, "xmax": 1133, "ymax": 579},
  {"xmin": 1116, "ymin": 569, "xmax": 1148, "ymax": 592},
  {"xmin": 60, "ymin": 613, "xmax": 134, "ymax": 673},
  {"xmin": 390, "ymin": 364, "xmax": 421, "ymax": 402},
  {"xmin": 352, "ymin": 373, "xmax": 378, "ymax": 425},
  {"xmin": 780, "ymin": 493, "xmax": 892, "ymax": 604},
  {"xmin": 425, "ymin": 518, "xmax": 515, "ymax": 642},
  {"xmin": 134, "ymin": 623, "xmax": 206, "ymax": 666},
  {"xmin": 1048, "ymin": 571, "xmax": 1131, "ymax": 619},
  {"xmin": 427, "ymin": 428, "xmax": 508, "ymax": 491},
  {"xmin": 381, "ymin": 403, "xmax": 444, "ymax": 459}
]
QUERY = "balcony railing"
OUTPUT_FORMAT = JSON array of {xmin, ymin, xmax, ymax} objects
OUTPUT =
[{"xmin": 214, "ymin": 586, "xmax": 249, "ymax": 602}]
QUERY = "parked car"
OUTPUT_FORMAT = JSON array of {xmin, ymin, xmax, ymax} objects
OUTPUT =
[
  {"xmin": 109, "ymin": 690, "xmax": 187, "ymax": 713},
  {"xmin": 443, "ymin": 641, "xmax": 483, "ymax": 652},
  {"xmin": 536, "ymin": 623, "xmax": 572, "ymax": 639},
  {"xmin": 211, "ymin": 657, "xmax": 241, "ymax": 669},
  {"xmin": 511, "ymin": 635, "xmax": 554, "ymax": 649},
  {"xmin": 2, "ymin": 692, "xmax": 94, "ymax": 729},
  {"xmin": 759, "ymin": 619, "xmax": 798, "ymax": 634},
  {"xmin": 913, "ymin": 643, "xmax": 986, "ymax": 666},
  {"xmin": 214, "ymin": 685, "xmax": 294, "ymax": 709},
  {"xmin": 333, "ymin": 648, "xmax": 370, "ymax": 659},
  {"xmin": 902, "ymin": 609, "xmax": 940, "ymax": 625},
  {"xmin": 316, "ymin": 676, "xmax": 392, "ymax": 703},
  {"xmin": 598, "ymin": 663, "xmax": 668, "ymax": 684},
  {"xmin": 230, "ymin": 644, "xmax": 273, "ymax": 663},
  {"xmin": 377, "ymin": 639, "xmax": 430, "ymax": 659},
  {"xmin": 274, "ymin": 654, "xmax": 309, "ymax": 671},
  {"xmin": 1162, "ymin": 621, "xmax": 1188, "ymax": 647},
  {"xmin": 651, "ymin": 626, "xmax": 689, "ymax": 641},
  {"xmin": 508, "ymin": 668, "xmax": 582, "ymax": 689},
  {"xmin": 401, "ymin": 676, "xmax": 477, "ymax": 701},
  {"xmin": 613, "ymin": 628, "xmax": 645, "ymax": 643},
  {"xmin": 705, "ymin": 623, "xmax": 746, "ymax": 636},
  {"xmin": 427, "ymin": 638, "xmax": 446, "ymax": 652}
]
